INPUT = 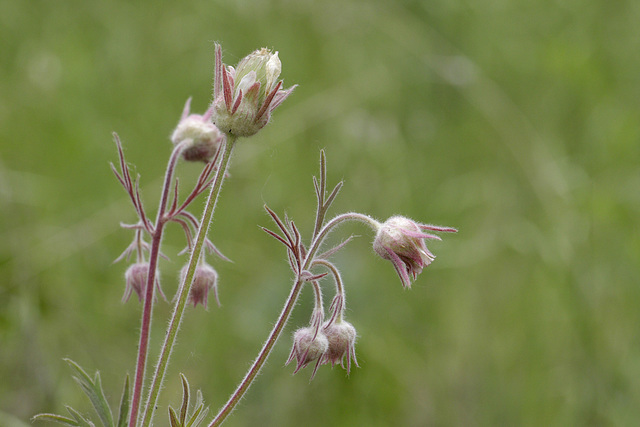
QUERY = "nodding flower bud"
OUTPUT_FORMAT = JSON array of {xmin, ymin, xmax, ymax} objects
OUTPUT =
[
  {"xmin": 211, "ymin": 44, "xmax": 296, "ymax": 137},
  {"xmin": 286, "ymin": 327, "xmax": 328, "ymax": 379},
  {"xmin": 180, "ymin": 263, "xmax": 219, "ymax": 309},
  {"xmin": 373, "ymin": 216, "xmax": 457, "ymax": 288},
  {"xmin": 122, "ymin": 262, "xmax": 165, "ymax": 303},
  {"xmin": 322, "ymin": 320, "xmax": 358, "ymax": 374},
  {"xmin": 171, "ymin": 98, "xmax": 224, "ymax": 162}
]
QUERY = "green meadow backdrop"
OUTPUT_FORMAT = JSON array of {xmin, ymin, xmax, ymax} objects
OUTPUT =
[{"xmin": 1, "ymin": 0, "xmax": 639, "ymax": 426}]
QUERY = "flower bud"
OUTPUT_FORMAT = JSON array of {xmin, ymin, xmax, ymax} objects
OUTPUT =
[
  {"xmin": 171, "ymin": 98, "xmax": 224, "ymax": 162},
  {"xmin": 211, "ymin": 44, "xmax": 296, "ymax": 137},
  {"xmin": 373, "ymin": 216, "xmax": 457, "ymax": 288},
  {"xmin": 122, "ymin": 262, "xmax": 165, "ymax": 303},
  {"xmin": 322, "ymin": 320, "xmax": 358, "ymax": 374},
  {"xmin": 286, "ymin": 327, "xmax": 328, "ymax": 379},
  {"xmin": 180, "ymin": 263, "xmax": 219, "ymax": 309}
]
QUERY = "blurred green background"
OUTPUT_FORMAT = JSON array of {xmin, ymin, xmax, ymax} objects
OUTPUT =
[{"xmin": 1, "ymin": 0, "xmax": 639, "ymax": 426}]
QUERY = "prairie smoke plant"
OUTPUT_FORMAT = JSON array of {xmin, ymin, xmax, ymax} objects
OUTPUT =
[{"xmin": 34, "ymin": 41, "xmax": 457, "ymax": 427}]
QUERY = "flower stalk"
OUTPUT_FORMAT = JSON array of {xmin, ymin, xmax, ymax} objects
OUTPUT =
[
  {"xmin": 139, "ymin": 135, "xmax": 237, "ymax": 427},
  {"xmin": 209, "ymin": 210, "xmax": 379, "ymax": 426},
  {"xmin": 129, "ymin": 139, "xmax": 188, "ymax": 427}
]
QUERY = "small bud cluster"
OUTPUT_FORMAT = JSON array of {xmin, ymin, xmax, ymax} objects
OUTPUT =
[{"xmin": 287, "ymin": 281, "xmax": 358, "ymax": 380}]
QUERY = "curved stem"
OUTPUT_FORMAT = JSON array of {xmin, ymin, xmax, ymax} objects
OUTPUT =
[
  {"xmin": 129, "ymin": 141, "xmax": 186, "ymax": 427},
  {"xmin": 209, "ymin": 211, "xmax": 380, "ymax": 426},
  {"xmin": 312, "ymin": 259, "xmax": 345, "ymax": 324},
  {"xmin": 305, "ymin": 212, "xmax": 380, "ymax": 264},
  {"xmin": 139, "ymin": 136, "xmax": 237, "ymax": 427},
  {"xmin": 209, "ymin": 277, "xmax": 304, "ymax": 427}
]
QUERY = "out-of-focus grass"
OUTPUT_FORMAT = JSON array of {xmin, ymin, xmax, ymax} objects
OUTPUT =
[{"xmin": 1, "ymin": 0, "xmax": 639, "ymax": 426}]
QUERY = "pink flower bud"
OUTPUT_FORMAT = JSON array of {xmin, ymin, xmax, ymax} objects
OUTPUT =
[
  {"xmin": 322, "ymin": 320, "xmax": 358, "ymax": 374},
  {"xmin": 373, "ymin": 216, "xmax": 457, "ymax": 288},
  {"xmin": 286, "ymin": 327, "xmax": 328, "ymax": 379},
  {"xmin": 122, "ymin": 262, "xmax": 165, "ymax": 303},
  {"xmin": 171, "ymin": 98, "xmax": 224, "ymax": 162},
  {"xmin": 180, "ymin": 263, "xmax": 219, "ymax": 308},
  {"xmin": 211, "ymin": 44, "xmax": 296, "ymax": 137}
]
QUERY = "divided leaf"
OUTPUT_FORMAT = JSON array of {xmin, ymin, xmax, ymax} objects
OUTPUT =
[{"xmin": 64, "ymin": 359, "xmax": 114, "ymax": 427}]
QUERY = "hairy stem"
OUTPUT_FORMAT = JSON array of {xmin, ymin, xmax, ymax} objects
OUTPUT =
[
  {"xmin": 139, "ymin": 136, "xmax": 236, "ymax": 427},
  {"xmin": 209, "ymin": 211, "xmax": 379, "ymax": 426},
  {"xmin": 209, "ymin": 276, "xmax": 304, "ymax": 427},
  {"xmin": 306, "ymin": 212, "xmax": 380, "ymax": 262},
  {"xmin": 129, "ymin": 141, "xmax": 186, "ymax": 427}
]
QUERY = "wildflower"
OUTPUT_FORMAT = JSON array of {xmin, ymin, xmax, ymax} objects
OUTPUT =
[
  {"xmin": 180, "ymin": 263, "xmax": 219, "ymax": 308},
  {"xmin": 122, "ymin": 262, "xmax": 165, "ymax": 302},
  {"xmin": 373, "ymin": 216, "xmax": 457, "ymax": 288},
  {"xmin": 171, "ymin": 98, "xmax": 224, "ymax": 162},
  {"xmin": 286, "ymin": 326, "xmax": 328, "ymax": 379},
  {"xmin": 211, "ymin": 44, "xmax": 296, "ymax": 137},
  {"xmin": 322, "ymin": 320, "xmax": 358, "ymax": 374}
]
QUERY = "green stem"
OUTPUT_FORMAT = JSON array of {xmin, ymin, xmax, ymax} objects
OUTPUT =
[
  {"xmin": 140, "ymin": 136, "xmax": 236, "ymax": 427},
  {"xmin": 129, "ymin": 141, "xmax": 186, "ymax": 427},
  {"xmin": 209, "ymin": 211, "xmax": 380, "ymax": 426}
]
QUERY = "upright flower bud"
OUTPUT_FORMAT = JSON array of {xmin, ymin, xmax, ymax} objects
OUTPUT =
[
  {"xmin": 322, "ymin": 320, "xmax": 358, "ymax": 374},
  {"xmin": 373, "ymin": 216, "xmax": 457, "ymax": 288},
  {"xmin": 122, "ymin": 262, "xmax": 165, "ymax": 303},
  {"xmin": 171, "ymin": 98, "xmax": 224, "ymax": 162},
  {"xmin": 211, "ymin": 44, "xmax": 296, "ymax": 137},
  {"xmin": 180, "ymin": 263, "xmax": 219, "ymax": 308},
  {"xmin": 286, "ymin": 326, "xmax": 329, "ymax": 379}
]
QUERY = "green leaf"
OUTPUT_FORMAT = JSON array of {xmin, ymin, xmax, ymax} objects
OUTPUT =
[
  {"xmin": 116, "ymin": 375, "xmax": 130, "ymax": 427},
  {"xmin": 32, "ymin": 413, "xmax": 81, "ymax": 426},
  {"xmin": 65, "ymin": 407, "xmax": 95, "ymax": 427},
  {"xmin": 185, "ymin": 391, "xmax": 208, "ymax": 427},
  {"xmin": 184, "ymin": 404, "xmax": 207, "ymax": 427},
  {"xmin": 64, "ymin": 359, "xmax": 114, "ymax": 427},
  {"xmin": 179, "ymin": 374, "xmax": 190, "ymax": 425},
  {"xmin": 168, "ymin": 407, "xmax": 180, "ymax": 427}
]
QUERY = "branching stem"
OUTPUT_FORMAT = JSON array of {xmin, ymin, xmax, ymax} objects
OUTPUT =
[
  {"xmin": 129, "ymin": 140, "xmax": 188, "ymax": 427},
  {"xmin": 209, "ymin": 211, "xmax": 379, "ymax": 426}
]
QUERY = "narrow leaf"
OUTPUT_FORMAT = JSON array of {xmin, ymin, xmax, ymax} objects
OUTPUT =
[
  {"xmin": 65, "ymin": 407, "xmax": 95, "ymax": 427},
  {"xmin": 116, "ymin": 375, "xmax": 130, "ymax": 427},
  {"xmin": 32, "ymin": 413, "xmax": 81, "ymax": 427},
  {"xmin": 185, "ymin": 390, "xmax": 208, "ymax": 427},
  {"xmin": 324, "ymin": 181, "xmax": 343, "ymax": 210},
  {"xmin": 264, "ymin": 205, "xmax": 293, "ymax": 243},
  {"xmin": 64, "ymin": 359, "xmax": 114, "ymax": 427},
  {"xmin": 168, "ymin": 407, "xmax": 180, "ymax": 427},
  {"xmin": 179, "ymin": 374, "xmax": 190, "ymax": 425},
  {"xmin": 317, "ymin": 235, "xmax": 356, "ymax": 259},
  {"xmin": 262, "ymin": 227, "xmax": 292, "ymax": 249},
  {"xmin": 312, "ymin": 176, "xmax": 321, "ymax": 203},
  {"xmin": 185, "ymin": 405, "xmax": 209, "ymax": 427}
]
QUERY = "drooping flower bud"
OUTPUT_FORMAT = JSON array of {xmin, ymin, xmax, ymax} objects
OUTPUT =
[
  {"xmin": 180, "ymin": 263, "xmax": 219, "ymax": 309},
  {"xmin": 211, "ymin": 44, "xmax": 296, "ymax": 137},
  {"xmin": 122, "ymin": 262, "xmax": 165, "ymax": 303},
  {"xmin": 373, "ymin": 216, "xmax": 457, "ymax": 288},
  {"xmin": 171, "ymin": 98, "xmax": 224, "ymax": 162},
  {"xmin": 322, "ymin": 320, "xmax": 358, "ymax": 374},
  {"xmin": 286, "ymin": 326, "xmax": 328, "ymax": 379}
]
